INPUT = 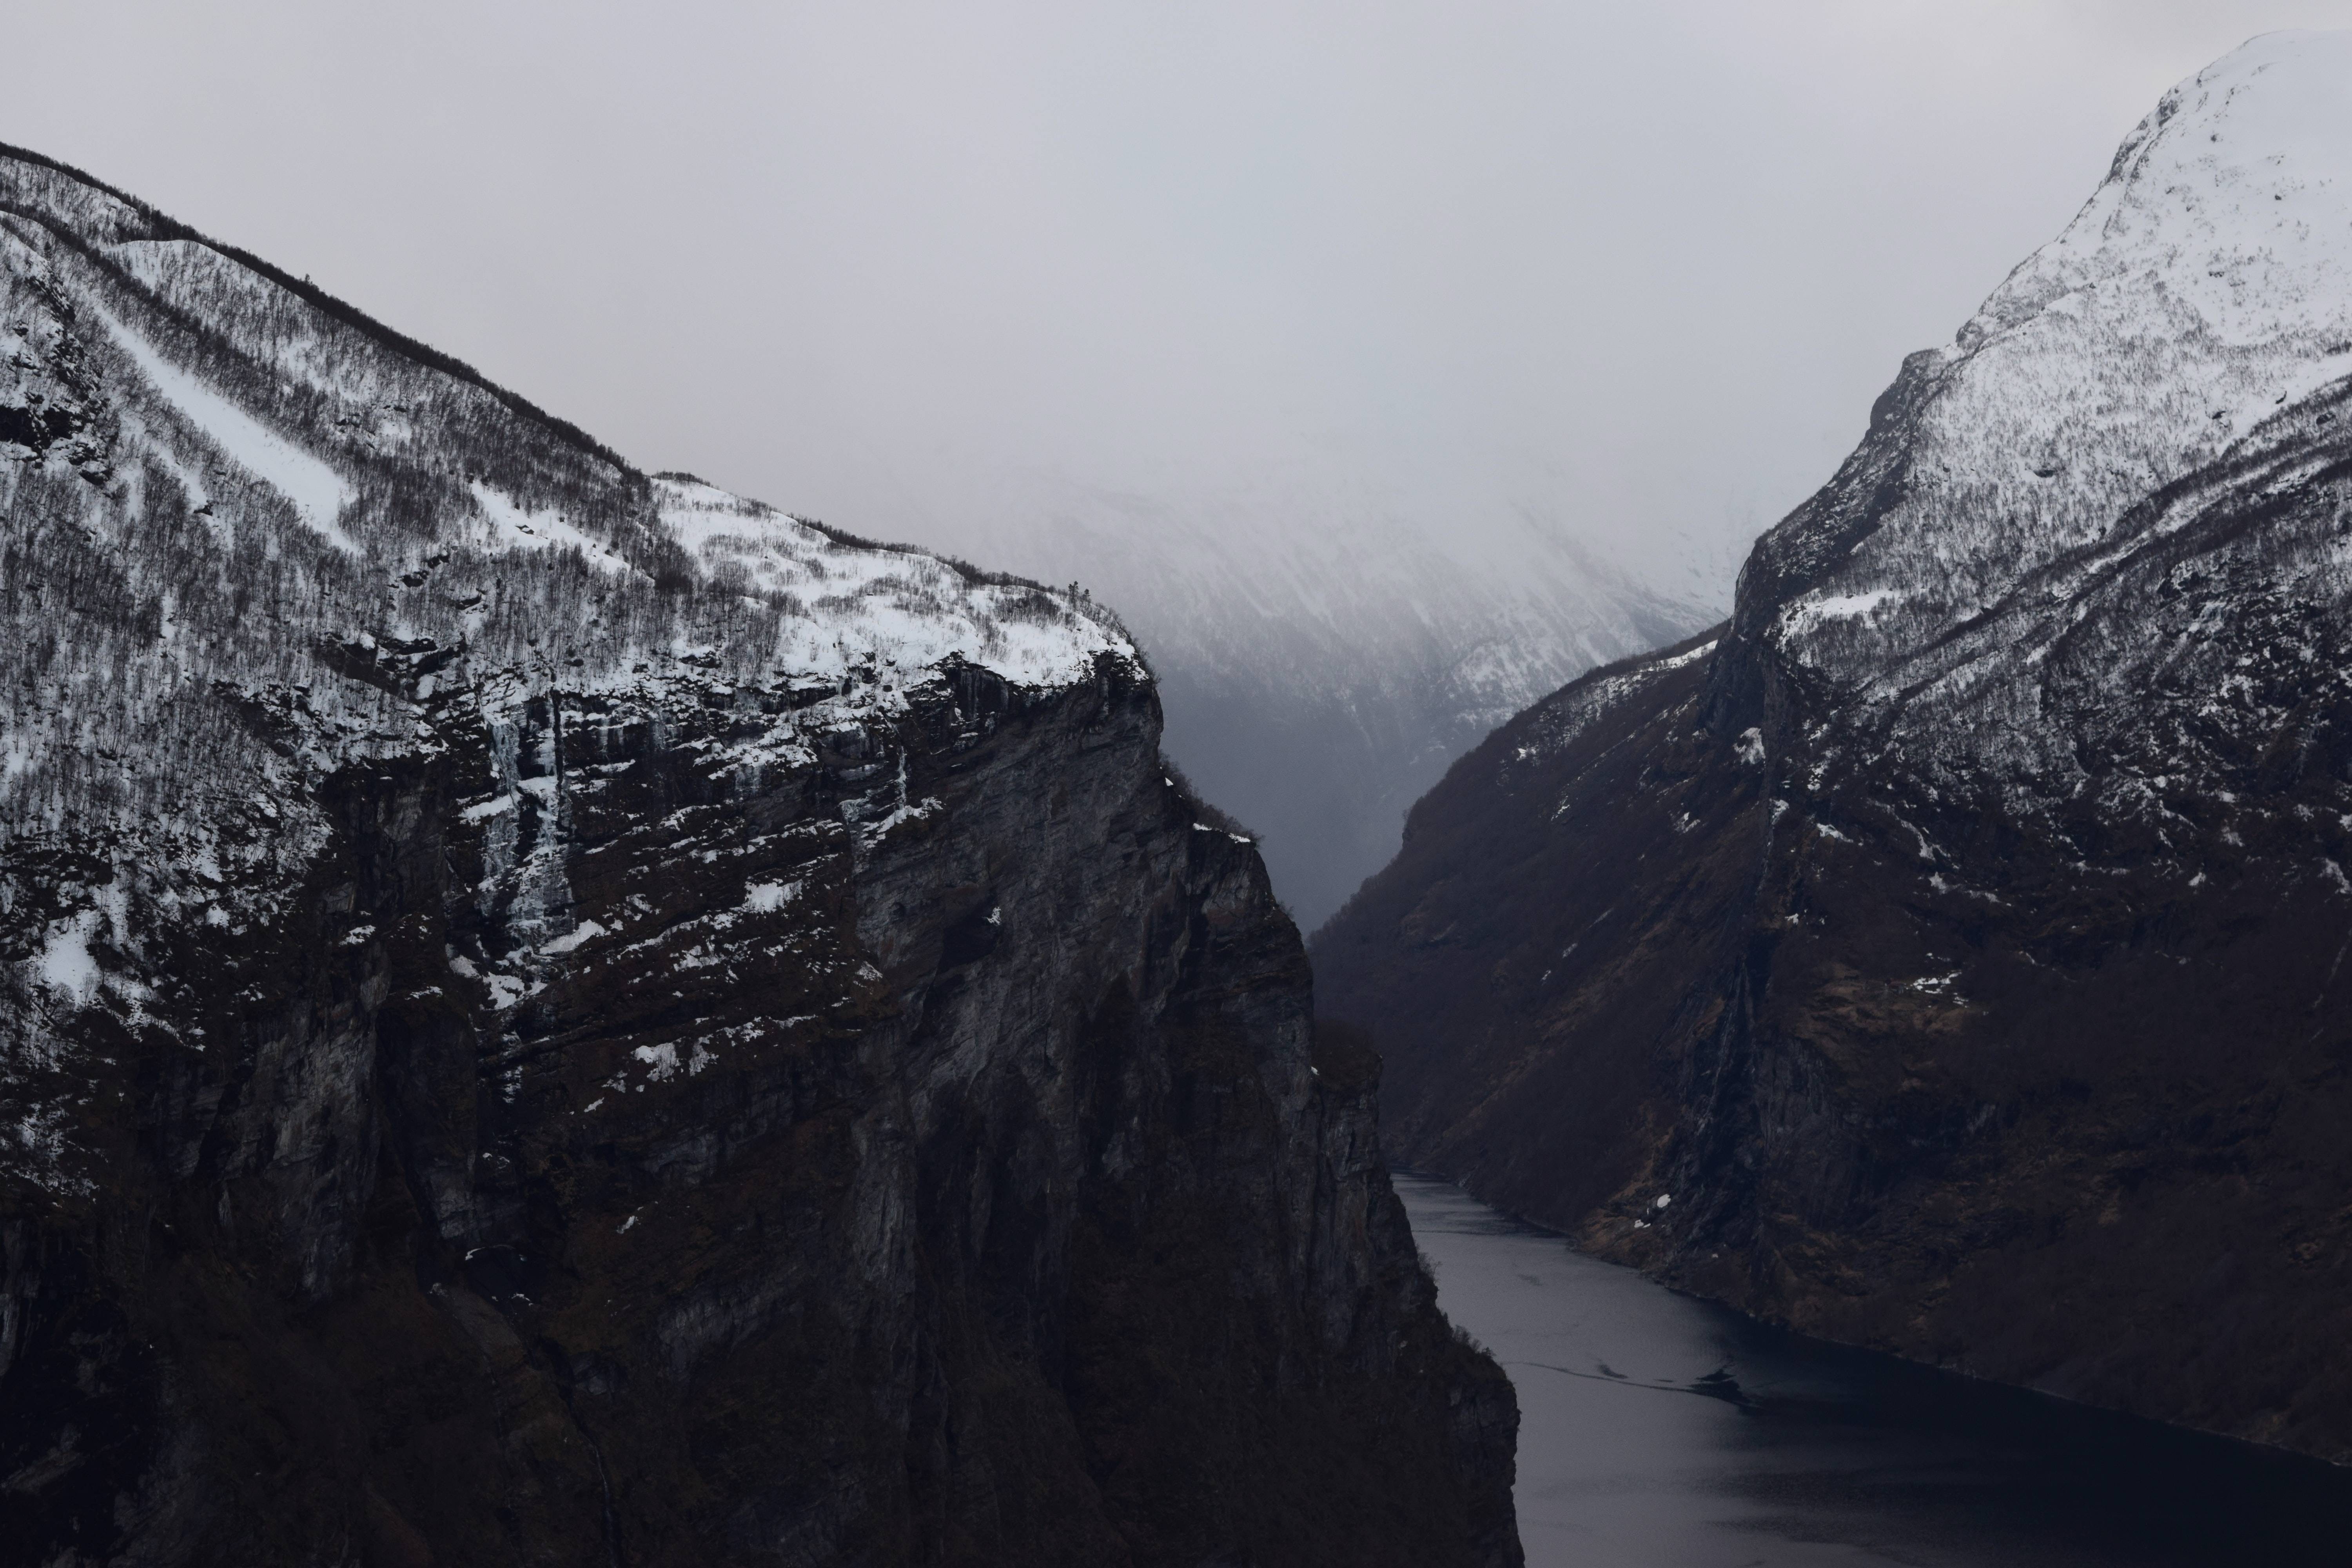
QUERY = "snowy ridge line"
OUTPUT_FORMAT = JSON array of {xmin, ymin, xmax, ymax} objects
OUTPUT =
[
  {"xmin": 1849, "ymin": 402, "xmax": 2352, "ymax": 725},
  {"xmin": 1503, "ymin": 630, "xmax": 1722, "ymax": 772},
  {"xmin": 0, "ymin": 139, "xmax": 634, "ymax": 475}
]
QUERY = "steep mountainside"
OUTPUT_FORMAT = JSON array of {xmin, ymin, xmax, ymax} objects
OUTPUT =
[
  {"xmin": 1318, "ymin": 30, "xmax": 2352, "ymax": 1463},
  {"xmin": 0, "ymin": 148, "xmax": 1519, "ymax": 1564},
  {"xmin": 905, "ymin": 474, "xmax": 1718, "ymax": 931}
]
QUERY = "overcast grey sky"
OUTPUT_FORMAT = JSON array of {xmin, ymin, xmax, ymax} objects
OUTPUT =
[{"xmin": 11, "ymin": 2, "xmax": 2352, "ymax": 595}]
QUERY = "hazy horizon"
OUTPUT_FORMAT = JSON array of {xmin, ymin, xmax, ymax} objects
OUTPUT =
[{"xmin": 13, "ymin": 4, "xmax": 2347, "ymax": 610}]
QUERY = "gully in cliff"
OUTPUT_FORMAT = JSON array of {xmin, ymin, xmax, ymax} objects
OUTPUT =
[{"xmin": 0, "ymin": 146, "xmax": 1520, "ymax": 1566}]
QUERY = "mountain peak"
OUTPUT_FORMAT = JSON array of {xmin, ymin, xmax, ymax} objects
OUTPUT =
[
  {"xmin": 1973, "ymin": 28, "xmax": 2352, "ymax": 353},
  {"xmin": 1751, "ymin": 30, "xmax": 2352, "ymax": 707}
]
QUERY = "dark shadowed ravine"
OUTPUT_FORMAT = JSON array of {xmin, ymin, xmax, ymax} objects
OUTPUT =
[{"xmin": 1398, "ymin": 1175, "xmax": 2352, "ymax": 1568}]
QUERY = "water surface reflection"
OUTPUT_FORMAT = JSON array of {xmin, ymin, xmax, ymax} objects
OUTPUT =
[{"xmin": 1397, "ymin": 1174, "xmax": 2352, "ymax": 1566}]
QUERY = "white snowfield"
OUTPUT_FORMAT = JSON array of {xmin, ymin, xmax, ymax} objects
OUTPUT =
[{"xmin": 1773, "ymin": 30, "xmax": 2352, "ymax": 693}]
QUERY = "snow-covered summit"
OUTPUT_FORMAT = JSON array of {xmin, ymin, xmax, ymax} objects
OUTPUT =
[
  {"xmin": 1761, "ymin": 31, "xmax": 2352, "ymax": 697},
  {"xmin": 1975, "ymin": 30, "xmax": 2352, "ymax": 357}
]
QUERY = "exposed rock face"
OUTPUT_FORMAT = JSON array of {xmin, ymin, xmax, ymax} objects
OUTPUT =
[
  {"xmin": 1317, "ymin": 31, "xmax": 2352, "ymax": 1463},
  {"xmin": 0, "ymin": 146, "xmax": 1518, "ymax": 1564}
]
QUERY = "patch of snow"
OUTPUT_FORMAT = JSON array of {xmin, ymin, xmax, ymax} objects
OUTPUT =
[
  {"xmin": 90, "ymin": 300, "xmax": 357, "ymax": 550},
  {"xmin": 461, "ymin": 794, "xmax": 517, "ymax": 823},
  {"xmin": 542, "ymin": 919, "xmax": 607, "ymax": 955},
  {"xmin": 1651, "ymin": 639, "xmax": 1718, "ymax": 673},
  {"xmin": 1780, "ymin": 590, "xmax": 1895, "ymax": 639},
  {"xmin": 470, "ymin": 482, "xmax": 635, "ymax": 575},
  {"xmin": 742, "ymin": 880, "xmax": 802, "ymax": 913},
  {"xmin": 483, "ymin": 972, "xmax": 537, "ymax": 1010},
  {"xmin": 35, "ymin": 911, "xmax": 102, "ymax": 1002}
]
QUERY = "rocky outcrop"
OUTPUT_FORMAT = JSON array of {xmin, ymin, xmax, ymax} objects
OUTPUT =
[
  {"xmin": 0, "ymin": 145, "xmax": 1518, "ymax": 1564},
  {"xmin": 1317, "ymin": 31, "xmax": 2352, "ymax": 1464}
]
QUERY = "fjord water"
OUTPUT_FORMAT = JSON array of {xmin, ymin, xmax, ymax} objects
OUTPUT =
[{"xmin": 1398, "ymin": 1175, "xmax": 2352, "ymax": 1567}]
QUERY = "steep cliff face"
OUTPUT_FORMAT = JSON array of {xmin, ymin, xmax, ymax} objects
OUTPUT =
[
  {"xmin": 1318, "ymin": 31, "xmax": 2352, "ymax": 1463},
  {"xmin": 0, "ymin": 147, "xmax": 1518, "ymax": 1564}
]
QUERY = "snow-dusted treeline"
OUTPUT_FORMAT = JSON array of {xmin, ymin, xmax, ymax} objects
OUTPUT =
[{"xmin": 0, "ymin": 145, "xmax": 1128, "ymax": 1190}]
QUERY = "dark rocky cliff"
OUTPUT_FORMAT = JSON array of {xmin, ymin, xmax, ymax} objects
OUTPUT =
[
  {"xmin": 0, "ymin": 145, "xmax": 1518, "ymax": 1564},
  {"xmin": 1318, "ymin": 33, "xmax": 2352, "ymax": 1465}
]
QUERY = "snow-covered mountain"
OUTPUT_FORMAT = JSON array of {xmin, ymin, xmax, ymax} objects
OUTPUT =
[
  {"xmin": 1746, "ymin": 25, "xmax": 2352, "ymax": 773},
  {"xmin": 1319, "ymin": 30, "xmax": 2352, "ymax": 1464},
  {"xmin": 917, "ymin": 472, "xmax": 1719, "ymax": 930},
  {"xmin": 0, "ymin": 147, "xmax": 1520, "ymax": 1563}
]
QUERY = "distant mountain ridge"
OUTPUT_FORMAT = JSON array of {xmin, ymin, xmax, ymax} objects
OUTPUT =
[
  {"xmin": 1317, "ymin": 29, "xmax": 2352, "ymax": 1463},
  {"xmin": 924, "ymin": 474, "xmax": 1720, "ymax": 929}
]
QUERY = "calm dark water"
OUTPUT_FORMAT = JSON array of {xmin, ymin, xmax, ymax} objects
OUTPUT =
[{"xmin": 1396, "ymin": 1174, "xmax": 2352, "ymax": 1567}]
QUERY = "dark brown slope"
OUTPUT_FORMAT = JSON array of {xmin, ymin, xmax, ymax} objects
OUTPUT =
[
  {"xmin": 1311, "ymin": 626, "xmax": 1737, "ymax": 1221},
  {"xmin": 3, "ymin": 659, "xmax": 1523, "ymax": 1567}
]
